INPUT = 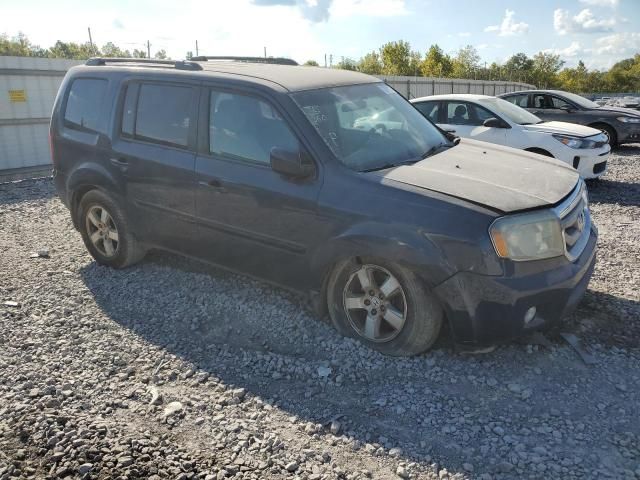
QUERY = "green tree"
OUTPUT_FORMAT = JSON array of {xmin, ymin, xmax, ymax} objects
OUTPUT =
[
  {"xmin": 101, "ymin": 42, "xmax": 131, "ymax": 57},
  {"xmin": 0, "ymin": 32, "xmax": 39, "ymax": 56},
  {"xmin": 335, "ymin": 57, "xmax": 357, "ymax": 71},
  {"xmin": 357, "ymin": 51, "xmax": 383, "ymax": 75},
  {"xmin": 504, "ymin": 52, "xmax": 534, "ymax": 83},
  {"xmin": 451, "ymin": 45, "xmax": 480, "ymax": 78},
  {"xmin": 379, "ymin": 40, "xmax": 421, "ymax": 76},
  {"xmin": 605, "ymin": 55, "xmax": 640, "ymax": 92},
  {"xmin": 487, "ymin": 62, "xmax": 502, "ymax": 81},
  {"xmin": 154, "ymin": 49, "xmax": 168, "ymax": 59},
  {"xmin": 557, "ymin": 60, "xmax": 590, "ymax": 92},
  {"xmin": 303, "ymin": 59, "xmax": 319, "ymax": 66},
  {"xmin": 531, "ymin": 52, "xmax": 564, "ymax": 88},
  {"xmin": 48, "ymin": 40, "xmax": 98, "ymax": 59},
  {"xmin": 420, "ymin": 44, "xmax": 453, "ymax": 77},
  {"xmin": 132, "ymin": 48, "xmax": 147, "ymax": 58}
]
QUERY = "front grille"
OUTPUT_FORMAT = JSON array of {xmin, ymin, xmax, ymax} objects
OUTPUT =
[
  {"xmin": 554, "ymin": 182, "xmax": 591, "ymax": 262},
  {"xmin": 593, "ymin": 161, "xmax": 607, "ymax": 174}
]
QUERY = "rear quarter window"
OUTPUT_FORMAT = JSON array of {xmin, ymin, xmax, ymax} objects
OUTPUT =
[{"xmin": 64, "ymin": 78, "xmax": 108, "ymax": 133}]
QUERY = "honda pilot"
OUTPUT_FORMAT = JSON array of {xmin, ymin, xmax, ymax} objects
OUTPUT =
[{"xmin": 50, "ymin": 57, "xmax": 598, "ymax": 356}]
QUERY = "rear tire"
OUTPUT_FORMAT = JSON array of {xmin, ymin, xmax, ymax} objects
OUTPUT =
[
  {"xmin": 326, "ymin": 257, "xmax": 443, "ymax": 356},
  {"xmin": 78, "ymin": 190, "xmax": 145, "ymax": 268}
]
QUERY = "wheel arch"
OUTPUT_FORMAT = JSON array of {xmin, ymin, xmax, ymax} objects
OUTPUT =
[
  {"xmin": 524, "ymin": 147, "xmax": 554, "ymax": 157},
  {"xmin": 66, "ymin": 162, "xmax": 124, "ymax": 229},
  {"xmin": 309, "ymin": 223, "xmax": 458, "ymax": 315}
]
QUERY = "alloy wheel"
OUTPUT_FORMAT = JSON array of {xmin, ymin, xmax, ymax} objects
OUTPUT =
[
  {"xmin": 342, "ymin": 264, "xmax": 407, "ymax": 343},
  {"xmin": 85, "ymin": 205, "xmax": 119, "ymax": 258}
]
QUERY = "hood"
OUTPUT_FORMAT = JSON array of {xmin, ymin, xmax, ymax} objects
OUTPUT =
[
  {"xmin": 373, "ymin": 139, "xmax": 579, "ymax": 213},
  {"xmin": 523, "ymin": 121, "xmax": 601, "ymax": 138},
  {"xmin": 595, "ymin": 105, "xmax": 640, "ymax": 116}
]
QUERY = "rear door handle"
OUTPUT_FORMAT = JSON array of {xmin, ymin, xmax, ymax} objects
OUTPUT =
[{"xmin": 110, "ymin": 157, "xmax": 128, "ymax": 167}]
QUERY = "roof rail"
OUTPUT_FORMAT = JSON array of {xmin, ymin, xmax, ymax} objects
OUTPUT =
[
  {"xmin": 190, "ymin": 56, "xmax": 298, "ymax": 66},
  {"xmin": 85, "ymin": 57, "xmax": 203, "ymax": 71}
]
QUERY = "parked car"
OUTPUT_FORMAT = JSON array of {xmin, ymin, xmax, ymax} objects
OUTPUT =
[
  {"xmin": 50, "ymin": 57, "xmax": 597, "ymax": 356},
  {"xmin": 613, "ymin": 96, "xmax": 640, "ymax": 110},
  {"xmin": 410, "ymin": 94, "xmax": 610, "ymax": 179},
  {"xmin": 498, "ymin": 89, "xmax": 640, "ymax": 146},
  {"xmin": 594, "ymin": 96, "xmax": 611, "ymax": 106}
]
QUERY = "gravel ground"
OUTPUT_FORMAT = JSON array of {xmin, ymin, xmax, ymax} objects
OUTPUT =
[{"xmin": 1, "ymin": 146, "xmax": 639, "ymax": 480}]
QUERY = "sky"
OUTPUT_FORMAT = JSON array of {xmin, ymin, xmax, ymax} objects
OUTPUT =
[{"xmin": 2, "ymin": 0, "xmax": 639, "ymax": 70}]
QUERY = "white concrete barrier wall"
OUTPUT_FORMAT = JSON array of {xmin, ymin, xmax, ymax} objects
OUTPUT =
[
  {"xmin": 377, "ymin": 75, "xmax": 535, "ymax": 99},
  {"xmin": 0, "ymin": 56, "xmax": 82, "ymax": 172}
]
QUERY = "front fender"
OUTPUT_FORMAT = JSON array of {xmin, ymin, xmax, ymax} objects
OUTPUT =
[{"xmin": 309, "ymin": 221, "xmax": 457, "ymax": 290}]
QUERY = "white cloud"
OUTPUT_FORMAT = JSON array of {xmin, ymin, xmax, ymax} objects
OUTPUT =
[
  {"xmin": 579, "ymin": 0, "xmax": 618, "ymax": 7},
  {"xmin": 330, "ymin": 0, "xmax": 407, "ymax": 18},
  {"xmin": 542, "ymin": 33, "xmax": 639, "ymax": 69},
  {"xmin": 250, "ymin": 0, "xmax": 408, "ymax": 22},
  {"xmin": 593, "ymin": 32, "xmax": 640, "ymax": 55},
  {"xmin": 554, "ymin": 8, "xmax": 616, "ymax": 35},
  {"xmin": 543, "ymin": 41, "xmax": 584, "ymax": 57},
  {"xmin": 458, "ymin": 32, "xmax": 471, "ymax": 37},
  {"xmin": 484, "ymin": 9, "xmax": 529, "ymax": 36}
]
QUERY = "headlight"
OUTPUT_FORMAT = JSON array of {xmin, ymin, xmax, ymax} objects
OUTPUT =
[
  {"xmin": 616, "ymin": 116, "xmax": 640, "ymax": 123},
  {"xmin": 552, "ymin": 134, "xmax": 598, "ymax": 149},
  {"xmin": 489, "ymin": 210, "xmax": 564, "ymax": 261}
]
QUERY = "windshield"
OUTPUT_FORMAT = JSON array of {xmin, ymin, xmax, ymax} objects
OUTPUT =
[
  {"xmin": 291, "ymin": 83, "xmax": 449, "ymax": 171},
  {"xmin": 558, "ymin": 91, "xmax": 600, "ymax": 109},
  {"xmin": 477, "ymin": 97, "xmax": 542, "ymax": 125}
]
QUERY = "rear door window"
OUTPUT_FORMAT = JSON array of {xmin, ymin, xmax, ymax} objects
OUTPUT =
[
  {"xmin": 532, "ymin": 94, "xmax": 549, "ymax": 109},
  {"xmin": 445, "ymin": 101, "xmax": 495, "ymax": 126},
  {"xmin": 134, "ymin": 84, "xmax": 193, "ymax": 148},
  {"xmin": 64, "ymin": 78, "xmax": 108, "ymax": 133},
  {"xmin": 503, "ymin": 94, "xmax": 529, "ymax": 108}
]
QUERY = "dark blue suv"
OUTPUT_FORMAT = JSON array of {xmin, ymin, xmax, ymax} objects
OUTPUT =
[{"xmin": 50, "ymin": 57, "xmax": 597, "ymax": 356}]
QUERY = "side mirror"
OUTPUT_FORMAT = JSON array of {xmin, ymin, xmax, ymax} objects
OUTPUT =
[
  {"xmin": 483, "ymin": 117, "xmax": 506, "ymax": 128},
  {"xmin": 559, "ymin": 105, "xmax": 572, "ymax": 112},
  {"xmin": 270, "ymin": 147, "xmax": 314, "ymax": 178}
]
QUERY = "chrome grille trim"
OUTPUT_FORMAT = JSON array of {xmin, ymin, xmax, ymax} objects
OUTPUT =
[{"xmin": 553, "ymin": 181, "xmax": 591, "ymax": 262}]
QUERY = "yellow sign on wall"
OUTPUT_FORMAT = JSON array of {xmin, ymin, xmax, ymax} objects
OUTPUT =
[{"xmin": 8, "ymin": 90, "xmax": 27, "ymax": 102}]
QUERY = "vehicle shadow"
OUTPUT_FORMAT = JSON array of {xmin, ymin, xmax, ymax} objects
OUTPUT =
[
  {"xmin": 78, "ymin": 251, "xmax": 639, "ymax": 476},
  {"xmin": 587, "ymin": 178, "xmax": 640, "ymax": 208},
  {"xmin": 0, "ymin": 176, "xmax": 55, "ymax": 206},
  {"xmin": 565, "ymin": 289, "xmax": 640, "ymax": 350}
]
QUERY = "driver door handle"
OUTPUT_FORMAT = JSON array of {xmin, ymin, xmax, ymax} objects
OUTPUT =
[{"xmin": 199, "ymin": 178, "xmax": 226, "ymax": 192}]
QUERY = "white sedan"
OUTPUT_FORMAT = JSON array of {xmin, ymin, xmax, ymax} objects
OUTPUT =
[{"xmin": 411, "ymin": 94, "xmax": 610, "ymax": 179}]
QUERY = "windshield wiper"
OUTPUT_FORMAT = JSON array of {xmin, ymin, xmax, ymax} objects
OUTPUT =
[
  {"xmin": 361, "ymin": 143, "xmax": 454, "ymax": 173},
  {"xmin": 361, "ymin": 159, "xmax": 418, "ymax": 172},
  {"xmin": 420, "ymin": 142, "xmax": 454, "ymax": 159}
]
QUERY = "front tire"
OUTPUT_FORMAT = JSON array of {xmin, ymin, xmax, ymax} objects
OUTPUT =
[
  {"xmin": 327, "ymin": 258, "xmax": 443, "ymax": 356},
  {"xmin": 78, "ymin": 190, "xmax": 144, "ymax": 268}
]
